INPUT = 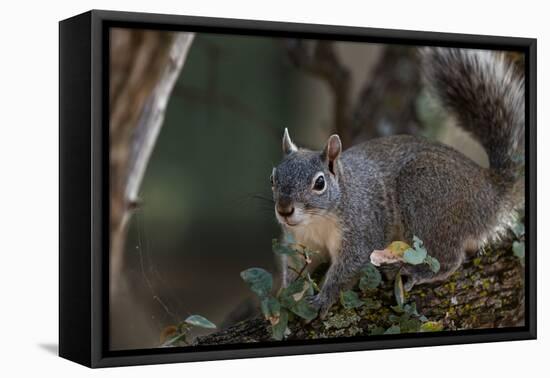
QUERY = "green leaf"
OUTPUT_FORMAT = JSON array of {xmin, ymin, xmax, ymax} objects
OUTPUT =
[
  {"xmin": 271, "ymin": 308, "xmax": 289, "ymax": 340},
  {"xmin": 384, "ymin": 325, "xmax": 401, "ymax": 334},
  {"xmin": 513, "ymin": 241, "xmax": 525, "ymax": 266},
  {"xmin": 391, "ymin": 305, "xmax": 405, "ymax": 314},
  {"xmin": 424, "ymin": 255, "xmax": 441, "ymax": 273},
  {"xmin": 289, "ymin": 298, "xmax": 318, "ymax": 321},
  {"xmin": 387, "ymin": 241, "xmax": 412, "ymax": 257},
  {"xmin": 412, "ymin": 235, "xmax": 425, "ymax": 250},
  {"xmin": 359, "ymin": 263, "xmax": 382, "ymax": 291},
  {"xmin": 272, "ymin": 239, "xmax": 297, "ymax": 256},
  {"xmin": 512, "ymin": 221, "xmax": 525, "ymax": 238},
  {"xmin": 340, "ymin": 290, "xmax": 364, "ymax": 309},
  {"xmin": 240, "ymin": 268, "xmax": 273, "ymax": 298},
  {"xmin": 261, "ymin": 297, "xmax": 281, "ymax": 325},
  {"xmin": 420, "ymin": 321, "xmax": 443, "ymax": 332},
  {"xmin": 403, "ymin": 247, "xmax": 427, "ymax": 265},
  {"xmin": 394, "ymin": 272, "xmax": 405, "ymax": 309},
  {"xmin": 403, "ymin": 303, "xmax": 419, "ymax": 317},
  {"xmin": 369, "ymin": 326, "xmax": 386, "ymax": 335},
  {"xmin": 400, "ymin": 318, "xmax": 422, "ymax": 333},
  {"xmin": 184, "ymin": 315, "xmax": 217, "ymax": 329},
  {"xmin": 305, "ymin": 274, "xmax": 317, "ymax": 295},
  {"xmin": 162, "ymin": 332, "xmax": 187, "ymax": 347},
  {"xmin": 363, "ymin": 298, "xmax": 382, "ymax": 310},
  {"xmin": 388, "ymin": 314, "xmax": 401, "ymax": 323},
  {"xmin": 512, "ymin": 241, "xmax": 525, "ymax": 259},
  {"xmin": 279, "ymin": 279, "xmax": 308, "ymax": 307}
]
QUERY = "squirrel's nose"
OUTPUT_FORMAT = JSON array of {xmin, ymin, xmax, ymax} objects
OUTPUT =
[{"xmin": 276, "ymin": 202, "xmax": 295, "ymax": 217}]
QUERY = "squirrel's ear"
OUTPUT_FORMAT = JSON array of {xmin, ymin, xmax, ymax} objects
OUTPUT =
[
  {"xmin": 322, "ymin": 134, "xmax": 342, "ymax": 175},
  {"xmin": 282, "ymin": 128, "xmax": 298, "ymax": 155}
]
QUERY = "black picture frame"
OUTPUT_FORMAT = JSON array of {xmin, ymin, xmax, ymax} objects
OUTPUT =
[{"xmin": 59, "ymin": 9, "xmax": 537, "ymax": 368}]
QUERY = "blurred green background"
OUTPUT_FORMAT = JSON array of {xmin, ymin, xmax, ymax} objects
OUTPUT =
[{"xmin": 113, "ymin": 33, "xmax": 311, "ymax": 350}]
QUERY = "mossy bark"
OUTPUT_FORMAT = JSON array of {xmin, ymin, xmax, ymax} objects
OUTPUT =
[{"xmin": 195, "ymin": 238, "xmax": 524, "ymax": 345}]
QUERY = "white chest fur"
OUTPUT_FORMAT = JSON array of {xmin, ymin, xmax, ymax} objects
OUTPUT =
[{"xmin": 288, "ymin": 214, "xmax": 343, "ymax": 262}]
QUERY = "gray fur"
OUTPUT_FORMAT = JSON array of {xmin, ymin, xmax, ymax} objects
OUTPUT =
[{"xmin": 272, "ymin": 48, "xmax": 525, "ymax": 318}]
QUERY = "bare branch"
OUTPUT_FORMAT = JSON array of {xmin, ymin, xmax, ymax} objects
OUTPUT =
[
  {"xmin": 196, "ymin": 237, "xmax": 524, "ymax": 345},
  {"xmin": 109, "ymin": 30, "xmax": 195, "ymax": 294},
  {"xmin": 285, "ymin": 40, "xmax": 352, "ymax": 146},
  {"xmin": 125, "ymin": 33, "xmax": 195, "ymax": 203},
  {"xmin": 351, "ymin": 47, "xmax": 421, "ymax": 143},
  {"xmin": 285, "ymin": 43, "xmax": 423, "ymax": 145}
]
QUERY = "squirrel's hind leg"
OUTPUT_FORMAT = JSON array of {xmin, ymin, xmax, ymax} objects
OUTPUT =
[{"xmin": 401, "ymin": 245, "xmax": 464, "ymax": 291}]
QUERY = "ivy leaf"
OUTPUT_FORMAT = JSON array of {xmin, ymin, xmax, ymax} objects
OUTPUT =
[
  {"xmin": 363, "ymin": 298, "xmax": 382, "ymax": 310},
  {"xmin": 388, "ymin": 241, "xmax": 412, "ymax": 257},
  {"xmin": 512, "ymin": 241, "xmax": 525, "ymax": 266},
  {"xmin": 391, "ymin": 305, "xmax": 405, "ymax": 314},
  {"xmin": 394, "ymin": 272, "xmax": 405, "ymax": 309},
  {"xmin": 424, "ymin": 255, "xmax": 441, "ymax": 273},
  {"xmin": 420, "ymin": 321, "xmax": 443, "ymax": 332},
  {"xmin": 384, "ymin": 325, "xmax": 401, "ymax": 334},
  {"xmin": 305, "ymin": 273, "xmax": 317, "ymax": 295},
  {"xmin": 512, "ymin": 241, "xmax": 525, "ymax": 259},
  {"xmin": 512, "ymin": 221, "xmax": 525, "ymax": 239},
  {"xmin": 340, "ymin": 290, "xmax": 364, "ymax": 309},
  {"xmin": 240, "ymin": 268, "xmax": 273, "ymax": 298},
  {"xmin": 271, "ymin": 308, "xmax": 289, "ymax": 340},
  {"xmin": 403, "ymin": 247, "xmax": 427, "ymax": 265},
  {"xmin": 412, "ymin": 235, "xmax": 425, "ymax": 250},
  {"xmin": 359, "ymin": 263, "xmax": 382, "ymax": 290},
  {"xmin": 292, "ymin": 282, "xmax": 310, "ymax": 302},
  {"xmin": 261, "ymin": 296, "xmax": 281, "ymax": 325},
  {"xmin": 279, "ymin": 279, "xmax": 308, "ymax": 307},
  {"xmin": 272, "ymin": 239, "xmax": 297, "ymax": 256},
  {"xmin": 369, "ymin": 326, "xmax": 386, "ymax": 336},
  {"xmin": 184, "ymin": 315, "xmax": 217, "ymax": 329},
  {"xmin": 289, "ymin": 298, "xmax": 318, "ymax": 321},
  {"xmin": 162, "ymin": 332, "xmax": 187, "ymax": 347},
  {"xmin": 400, "ymin": 318, "xmax": 422, "ymax": 333},
  {"xmin": 403, "ymin": 303, "xmax": 419, "ymax": 317},
  {"xmin": 388, "ymin": 314, "xmax": 402, "ymax": 323},
  {"xmin": 280, "ymin": 280, "xmax": 316, "ymax": 321}
]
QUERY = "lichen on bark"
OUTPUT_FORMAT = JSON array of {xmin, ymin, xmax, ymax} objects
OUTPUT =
[{"xmin": 195, "ymin": 236, "xmax": 524, "ymax": 346}]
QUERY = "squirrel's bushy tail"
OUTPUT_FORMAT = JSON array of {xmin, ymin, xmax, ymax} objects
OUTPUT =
[{"xmin": 421, "ymin": 47, "xmax": 524, "ymax": 179}]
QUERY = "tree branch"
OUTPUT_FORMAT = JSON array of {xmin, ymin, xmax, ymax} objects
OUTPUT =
[
  {"xmin": 285, "ymin": 40, "xmax": 352, "ymax": 147},
  {"xmin": 351, "ymin": 46, "xmax": 422, "ymax": 143},
  {"xmin": 285, "ymin": 43, "xmax": 423, "ymax": 145},
  {"xmin": 195, "ymin": 237, "xmax": 524, "ymax": 345},
  {"xmin": 125, "ymin": 33, "xmax": 195, "ymax": 204},
  {"xmin": 109, "ymin": 30, "xmax": 195, "ymax": 294}
]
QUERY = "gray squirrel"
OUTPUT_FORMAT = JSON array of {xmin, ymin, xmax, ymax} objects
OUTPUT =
[{"xmin": 270, "ymin": 47, "xmax": 525, "ymax": 318}]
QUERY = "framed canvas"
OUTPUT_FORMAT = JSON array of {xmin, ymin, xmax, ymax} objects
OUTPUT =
[{"xmin": 59, "ymin": 10, "xmax": 537, "ymax": 368}]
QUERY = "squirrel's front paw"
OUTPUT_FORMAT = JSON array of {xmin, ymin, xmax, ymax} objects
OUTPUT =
[{"xmin": 306, "ymin": 293, "xmax": 334, "ymax": 320}]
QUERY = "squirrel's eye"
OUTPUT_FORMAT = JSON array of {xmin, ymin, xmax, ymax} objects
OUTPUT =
[
  {"xmin": 270, "ymin": 174, "xmax": 274, "ymax": 186},
  {"xmin": 313, "ymin": 175, "xmax": 325, "ymax": 191}
]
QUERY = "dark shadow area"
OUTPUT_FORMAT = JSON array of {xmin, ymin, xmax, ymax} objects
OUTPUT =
[{"xmin": 38, "ymin": 343, "xmax": 58, "ymax": 356}]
